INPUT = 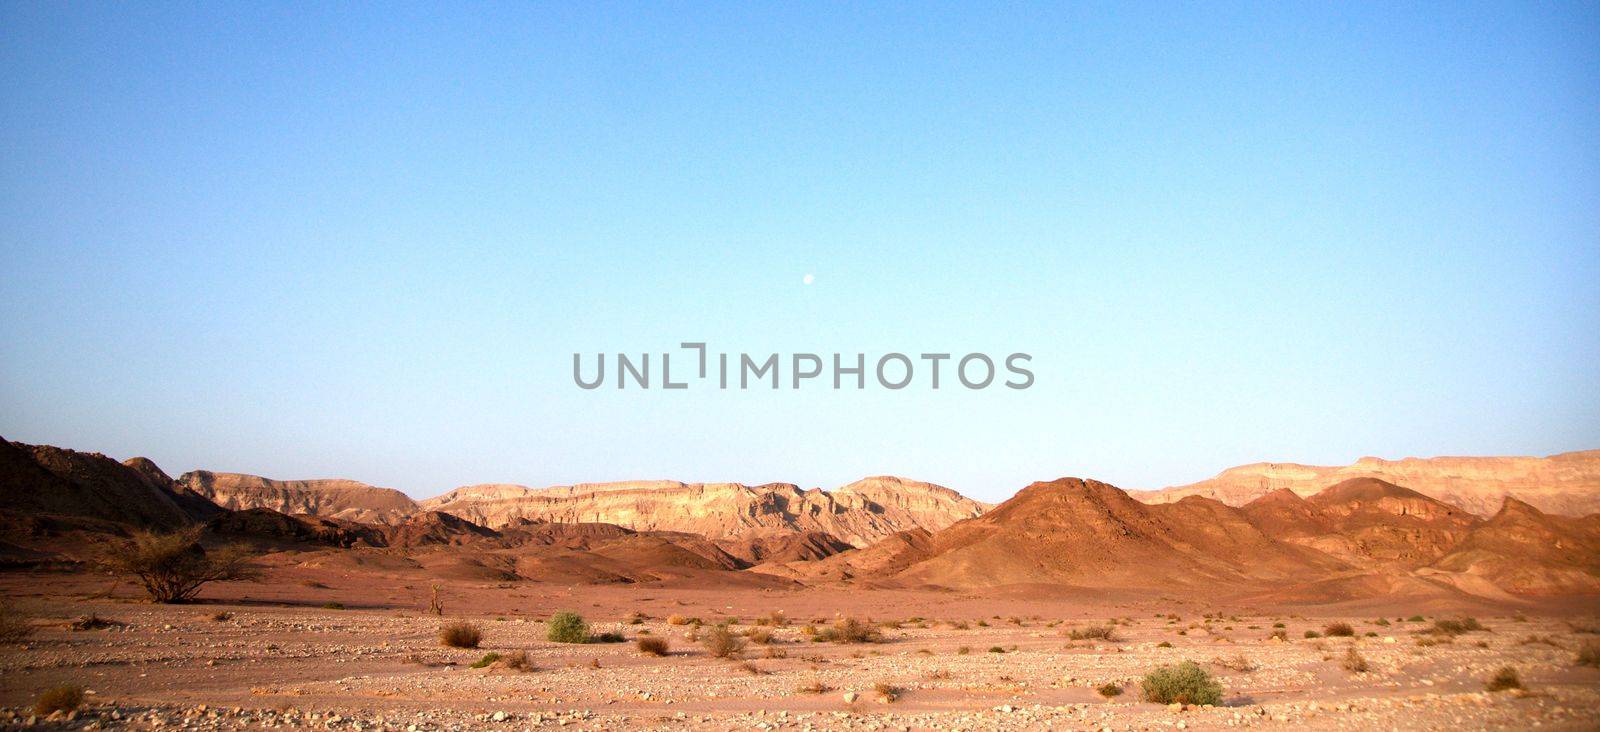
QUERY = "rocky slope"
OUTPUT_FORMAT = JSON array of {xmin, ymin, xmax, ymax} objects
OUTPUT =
[
  {"xmin": 419, "ymin": 476, "xmax": 986, "ymax": 547},
  {"xmin": 0, "ymin": 437, "xmax": 211, "ymax": 529},
  {"xmin": 1131, "ymin": 450, "xmax": 1600, "ymax": 517},
  {"xmin": 178, "ymin": 471, "xmax": 419, "ymax": 524}
]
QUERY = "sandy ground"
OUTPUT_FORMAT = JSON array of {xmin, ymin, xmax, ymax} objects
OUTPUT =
[{"xmin": 1, "ymin": 570, "xmax": 1598, "ymax": 731}]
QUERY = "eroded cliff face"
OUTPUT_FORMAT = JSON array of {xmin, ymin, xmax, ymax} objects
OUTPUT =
[
  {"xmin": 1131, "ymin": 450, "xmax": 1600, "ymax": 517},
  {"xmin": 178, "ymin": 471, "xmax": 418, "ymax": 524},
  {"xmin": 418, "ymin": 476, "xmax": 986, "ymax": 547}
]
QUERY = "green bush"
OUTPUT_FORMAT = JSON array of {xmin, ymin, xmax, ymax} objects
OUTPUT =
[
  {"xmin": 547, "ymin": 611, "xmax": 590, "ymax": 644},
  {"xmin": 1141, "ymin": 661, "xmax": 1223, "ymax": 706},
  {"xmin": 471, "ymin": 652, "xmax": 501, "ymax": 668}
]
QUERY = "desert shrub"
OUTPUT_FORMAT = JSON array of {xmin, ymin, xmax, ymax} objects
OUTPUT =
[
  {"xmin": 703, "ymin": 625, "xmax": 746, "ymax": 659},
  {"xmin": 0, "ymin": 606, "xmax": 32, "ymax": 643},
  {"xmin": 1141, "ymin": 661, "xmax": 1223, "ymax": 706},
  {"xmin": 1303, "ymin": 630, "xmax": 1321, "ymax": 639},
  {"xmin": 1268, "ymin": 630, "xmax": 1288, "ymax": 641},
  {"xmin": 588, "ymin": 628, "xmax": 625, "ymax": 643},
  {"xmin": 637, "ymin": 636, "xmax": 669, "ymax": 656},
  {"xmin": 1068, "ymin": 625, "xmax": 1117, "ymax": 641},
  {"xmin": 1213, "ymin": 654, "xmax": 1257, "ymax": 672},
  {"xmin": 546, "ymin": 611, "xmax": 589, "ymax": 644},
  {"xmin": 1416, "ymin": 635, "xmax": 1452, "ymax": 647},
  {"xmin": 471, "ymin": 652, "xmax": 502, "ymax": 668},
  {"xmin": 1341, "ymin": 648, "xmax": 1370, "ymax": 673},
  {"xmin": 1407, "ymin": 615, "xmax": 1425, "ymax": 622},
  {"xmin": 797, "ymin": 680, "xmax": 831, "ymax": 694},
  {"xmin": 987, "ymin": 646, "xmax": 1005, "ymax": 653},
  {"xmin": 1485, "ymin": 666, "xmax": 1522, "ymax": 692},
  {"xmin": 1272, "ymin": 622, "xmax": 1285, "ymax": 628},
  {"xmin": 70, "ymin": 614, "xmax": 121, "ymax": 631},
  {"xmin": 816, "ymin": 617, "xmax": 881, "ymax": 644},
  {"xmin": 957, "ymin": 645, "xmax": 971, "ymax": 655},
  {"xmin": 499, "ymin": 649, "xmax": 532, "ymax": 671},
  {"xmin": 321, "ymin": 602, "xmax": 344, "ymax": 610},
  {"xmin": 1156, "ymin": 641, "xmax": 1173, "ymax": 648},
  {"xmin": 873, "ymin": 682, "xmax": 902, "ymax": 701},
  {"xmin": 745, "ymin": 628, "xmax": 773, "ymax": 645},
  {"xmin": 626, "ymin": 611, "xmax": 645, "ymax": 625},
  {"xmin": 1096, "ymin": 682, "xmax": 1123, "ymax": 697},
  {"xmin": 33, "ymin": 684, "xmax": 84, "ymax": 716},
  {"xmin": 1430, "ymin": 618, "xmax": 1485, "ymax": 636},
  {"xmin": 439, "ymin": 621, "xmax": 482, "ymax": 648},
  {"xmin": 210, "ymin": 611, "xmax": 233, "ymax": 622},
  {"xmin": 105, "ymin": 527, "xmax": 258, "ymax": 603},
  {"xmin": 1373, "ymin": 617, "xmax": 1390, "ymax": 626},
  {"xmin": 1575, "ymin": 641, "xmax": 1600, "ymax": 668},
  {"xmin": 1323, "ymin": 622, "xmax": 1355, "ymax": 637}
]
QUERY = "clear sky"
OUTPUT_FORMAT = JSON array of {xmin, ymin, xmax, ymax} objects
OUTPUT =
[{"xmin": 2, "ymin": 3, "xmax": 1597, "ymax": 503}]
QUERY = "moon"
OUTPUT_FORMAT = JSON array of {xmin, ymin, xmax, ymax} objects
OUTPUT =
[{"xmin": 802, "ymin": 274, "xmax": 815, "ymax": 285}]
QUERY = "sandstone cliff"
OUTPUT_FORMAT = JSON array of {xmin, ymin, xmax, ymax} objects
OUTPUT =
[
  {"xmin": 178, "ymin": 471, "xmax": 418, "ymax": 524},
  {"xmin": 419, "ymin": 476, "xmax": 985, "ymax": 547}
]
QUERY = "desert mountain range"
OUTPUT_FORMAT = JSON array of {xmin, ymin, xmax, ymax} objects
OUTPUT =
[
  {"xmin": 1129, "ymin": 450, "xmax": 1600, "ymax": 517},
  {"xmin": 3, "ymin": 435, "xmax": 1598, "ymax": 602}
]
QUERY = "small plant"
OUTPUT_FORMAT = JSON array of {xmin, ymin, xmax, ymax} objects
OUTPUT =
[
  {"xmin": 987, "ymin": 646, "xmax": 1005, "ymax": 653},
  {"xmin": 1323, "ymin": 622, "xmax": 1354, "ymax": 637},
  {"xmin": 1096, "ymin": 682, "xmax": 1123, "ymax": 698},
  {"xmin": 703, "ymin": 625, "xmax": 746, "ymax": 659},
  {"xmin": 546, "ymin": 611, "xmax": 589, "ymax": 644},
  {"xmin": 797, "ymin": 680, "xmax": 831, "ymax": 694},
  {"xmin": 666, "ymin": 614, "xmax": 696, "ymax": 626},
  {"xmin": 321, "ymin": 602, "xmax": 344, "ymax": 610},
  {"xmin": 626, "ymin": 611, "xmax": 645, "ymax": 625},
  {"xmin": 499, "ymin": 649, "xmax": 532, "ymax": 671},
  {"xmin": 1341, "ymin": 648, "xmax": 1369, "ymax": 673},
  {"xmin": 957, "ymin": 645, "xmax": 971, "ymax": 655},
  {"xmin": 873, "ymin": 682, "xmax": 902, "ymax": 701},
  {"xmin": 1156, "ymin": 641, "xmax": 1173, "ymax": 648},
  {"xmin": 1373, "ymin": 618, "xmax": 1390, "ymax": 626},
  {"xmin": 1272, "ymin": 622, "xmax": 1285, "ymax": 628},
  {"xmin": 1430, "ymin": 618, "xmax": 1485, "ymax": 636},
  {"xmin": 33, "ymin": 684, "xmax": 84, "ymax": 716},
  {"xmin": 637, "ymin": 636, "xmax": 669, "ymax": 656},
  {"xmin": 1067, "ymin": 625, "xmax": 1117, "ymax": 641},
  {"xmin": 1268, "ymin": 629, "xmax": 1288, "ymax": 641},
  {"xmin": 745, "ymin": 628, "xmax": 773, "ymax": 645},
  {"xmin": 210, "ymin": 611, "xmax": 233, "ymax": 622},
  {"xmin": 439, "ymin": 621, "xmax": 482, "ymax": 648},
  {"xmin": 1485, "ymin": 666, "xmax": 1522, "ymax": 692},
  {"xmin": 1575, "ymin": 641, "xmax": 1599, "ymax": 668},
  {"xmin": 1303, "ymin": 630, "xmax": 1321, "ymax": 639},
  {"xmin": 588, "ymin": 628, "xmax": 626, "ymax": 643},
  {"xmin": 471, "ymin": 652, "xmax": 502, "ymax": 668},
  {"xmin": 1407, "ymin": 615, "xmax": 1425, "ymax": 622},
  {"xmin": 1141, "ymin": 661, "xmax": 1223, "ymax": 706}
]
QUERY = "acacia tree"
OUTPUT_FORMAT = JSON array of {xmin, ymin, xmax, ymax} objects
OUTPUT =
[{"xmin": 105, "ymin": 527, "xmax": 258, "ymax": 603}]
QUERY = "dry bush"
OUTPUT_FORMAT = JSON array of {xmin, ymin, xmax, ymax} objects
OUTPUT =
[
  {"xmin": 439, "ymin": 621, "xmax": 482, "ymax": 648},
  {"xmin": 499, "ymin": 650, "xmax": 533, "ymax": 671},
  {"xmin": 873, "ymin": 682, "xmax": 902, "ymax": 701},
  {"xmin": 1575, "ymin": 641, "xmax": 1599, "ymax": 668},
  {"xmin": 744, "ymin": 628, "xmax": 773, "ymax": 645},
  {"xmin": 755, "ymin": 610, "xmax": 788, "ymax": 626},
  {"xmin": 666, "ymin": 614, "xmax": 697, "ymax": 626},
  {"xmin": 1212, "ymin": 654, "xmax": 1257, "ymax": 673},
  {"xmin": 1416, "ymin": 635, "xmax": 1452, "ymax": 647},
  {"xmin": 924, "ymin": 668, "xmax": 952, "ymax": 680},
  {"xmin": 1141, "ymin": 661, "xmax": 1223, "ymax": 706},
  {"xmin": 1158, "ymin": 641, "xmax": 1175, "ymax": 648},
  {"xmin": 637, "ymin": 636, "xmax": 669, "ymax": 656},
  {"xmin": 1431, "ymin": 618, "xmax": 1486, "ymax": 636},
  {"xmin": 210, "ymin": 611, "xmax": 233, "ymax": 622},
  {"xmin": 797, "ymin": 680, "xmax": 831, "ymax": 694},
  {"xmin": 33, "ymin": 685, "xmax": 84, "ymax": 716},
  {"xmin": 1067, "ymin": 625, "xmax": 1117, "ymax": 641},
  {"xmin": 1520, "ymin": 635, "xmax": 1562, "ymax": 647},
  {"xmin": 1341, "ymin": 648, "xmax": 1370, "ymax": 673},
  {"xmin": 816, "ymin": 617, "xmax": 881, "ymax": 644},
  {"xmin": 703, "ymin": 625, "xmax": 746, "ymax": 659},
  {"xmin": 1303, "ymin": 630, "xmax": 1321, "ymax": 639},
  {"xmin": 1097, "ymin": 682, "xmax": 1123, "ymax": 698},
  {"xmin": 105, "ymin": 527, "xmax": 258, "ymax": 603},
  {"xmin": 738, "ymin": 661, "xmax": 770, "ymax": 675},
  {"xmin": 1323, "ymin": 622, "xmax": 1355, "ymax": 637},
  {"xmin": 625, "ymin": 611, "xmax": 645, "ymax": 625},
  {"xmin": 588, "ymin": 627, "xmax": 626, "ymax": 643},
  {"xmin": 1485, "ymin": 666, "xmax": 1522, "ymax": 692},
  {"xmin": 0, "ymin": 605, "xmax": 32, "ymax": 643},
  {"xmin": 69, "ymin": 614, "xmax": 122, "ymax": 631}
]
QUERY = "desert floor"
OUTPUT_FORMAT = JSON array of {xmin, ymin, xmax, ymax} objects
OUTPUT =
[{"xmin": 1, "ymin": 570, "xmax": 1598, "ymax": 731}]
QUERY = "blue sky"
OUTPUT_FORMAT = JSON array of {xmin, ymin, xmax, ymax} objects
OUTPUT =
[{"xmin": 2, "ymin": 2, "xmax": 1596, "ymax": 503}]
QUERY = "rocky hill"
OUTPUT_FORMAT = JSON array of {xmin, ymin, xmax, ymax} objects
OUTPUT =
[
  {"xmin": 1131, "ymin": 450, "xmax": 1600, "ymax": 517},
  {"xmin": 0, "ymin": 437, "xmax": 213, "ymax": 529},
  {"xmin": 419, "ymin": 476, "xmax": 986, "ymax": 547},
  {"xmin": 178, "ymin": 471, "xmax": 419, "ymax": 524}
]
